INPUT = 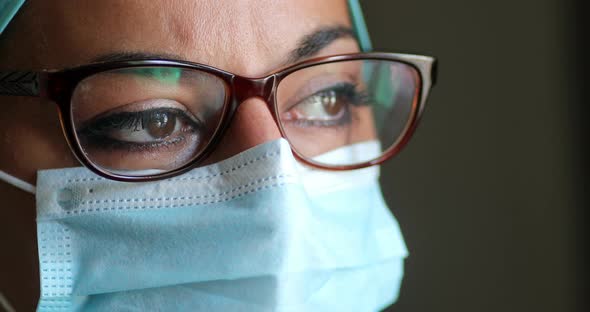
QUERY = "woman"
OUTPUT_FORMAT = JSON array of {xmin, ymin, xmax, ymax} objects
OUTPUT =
[{"xmin": 0, "ymin": 0, "xmax": 436, "ymax": 311}]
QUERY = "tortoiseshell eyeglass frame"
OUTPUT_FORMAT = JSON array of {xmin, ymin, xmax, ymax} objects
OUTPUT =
[{"xmin": 0, "ymin": 52, "xmax": 437, "ymax": 182}]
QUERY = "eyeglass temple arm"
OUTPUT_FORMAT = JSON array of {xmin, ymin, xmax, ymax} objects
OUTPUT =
[{"xmin": 0, "ymin": 71, "xmax": 40, "ymax": 96}]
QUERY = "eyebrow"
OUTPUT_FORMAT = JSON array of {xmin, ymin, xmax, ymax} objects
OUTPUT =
[
  {"xmin": 287, "ymin": 26, "xmax": 356, "ymax": 63},
  {"xmin": 90, "ymin": 25, "xmax": 356, "ymax": 65}
]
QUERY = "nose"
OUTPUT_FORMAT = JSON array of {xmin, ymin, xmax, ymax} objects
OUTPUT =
[{"xmin": 203, "ymin": 97, "xmax": 282, "ymax": 163}]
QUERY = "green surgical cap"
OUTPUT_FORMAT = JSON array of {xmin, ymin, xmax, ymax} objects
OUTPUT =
[
  {"xmin": 347, "ymin": 0, "xmax": 372, "ymax": 51},
  {"xmin": 0, "ymin": 0, "xmax": 371, "ymax": 51},
  {"xmin": 0, "ymin": 0, "xmax": 24, "ymax": 35}
]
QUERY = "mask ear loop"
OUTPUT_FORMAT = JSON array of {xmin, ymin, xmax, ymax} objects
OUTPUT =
[
  {"xmin": 1, "ymin": 2, "xmax": 33, "ymax": 192},
  {"xmin": 348, "ymin": 0, "xmax": 372, "ymax": 52},
  {"xmin": 0, "ymin": 292, "xmax": 16, "ymax": 312},
  {"xmin": 0, "ymin": 170, "xmax": 36, "ymax": 194}
]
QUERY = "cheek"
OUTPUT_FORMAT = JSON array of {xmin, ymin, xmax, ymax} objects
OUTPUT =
[
  {"xmin": 28, "ymin": 99, "xmax": 79, "ymax": 168},
  {"xmin": 283, "ymin": 106, "xmax": 377, "ymax": 159},
  {"xmin": 0, "ymin": 96, "xmax": 78, "ymax": 182}
]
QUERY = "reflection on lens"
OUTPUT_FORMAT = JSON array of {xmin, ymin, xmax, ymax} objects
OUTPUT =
[
  {"xmin": 277, "ymin": 59, "xmax": 419, "ymax": 166},
  {"xmin": 71, "ymin": 67, "xmax": 227, "ymax": 177}
]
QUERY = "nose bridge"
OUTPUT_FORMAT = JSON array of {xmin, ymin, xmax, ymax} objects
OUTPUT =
[
  {"xmin": 203, "ymin": 75, "xmax": 282, "ymax": 164},
  {"xmin": 232, "ymin": 75, "xmax": 276, "ymax": 106}
]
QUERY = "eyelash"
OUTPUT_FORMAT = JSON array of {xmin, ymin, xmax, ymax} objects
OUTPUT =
[
  {"xmin": 78, "ymin": 108, "xmax": 201, "ymax": 152},
  {"xmin": 334, "ymin": 82, "xmax": 371, "ymax": 106}
]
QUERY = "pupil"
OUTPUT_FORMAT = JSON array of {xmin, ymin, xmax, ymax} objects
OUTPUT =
[
  {"xmin": 147, "ymin": 111, "xmax": 175, "ymax": 139},
  {"xmin": 321, "ymin": 90, "xmax": 341, "ymax": 116}
]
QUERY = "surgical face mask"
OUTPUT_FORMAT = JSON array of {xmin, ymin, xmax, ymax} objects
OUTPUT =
[{"xmin": 0, "ymin": 138, "xmax": 407, "ymax": 312}]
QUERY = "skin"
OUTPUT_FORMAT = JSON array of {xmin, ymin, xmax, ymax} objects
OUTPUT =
[{"xmin": 0, "ymin": 0, "xmax": 359, "ymax": 309}]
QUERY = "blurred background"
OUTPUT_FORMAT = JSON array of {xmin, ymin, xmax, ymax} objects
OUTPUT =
[{"xmin": 365, "ymin": 0, "xmax": 587, "ymax": 311}]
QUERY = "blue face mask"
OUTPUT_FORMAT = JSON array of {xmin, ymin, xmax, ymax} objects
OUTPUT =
[{"xmin": 1, "ymin": 139, "xmax": 407, "ymax": 311}]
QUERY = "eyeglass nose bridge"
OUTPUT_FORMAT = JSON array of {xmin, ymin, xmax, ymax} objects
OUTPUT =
[{"xmin": 231, "ymin": 75, "xmax": 277, "ymax": 110}]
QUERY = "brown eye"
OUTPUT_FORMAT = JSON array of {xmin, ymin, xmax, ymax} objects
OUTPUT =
[
  {"xmin": 282, "ymin": 88, "xmax": 347, "ymax": 123},
  {"xmin": 147, "ymin": 111, "xmax": 176, "ymax": 139},
  {"xmin": 320, "ymin": 90, "xmax": 343, "ymax": 116},
  {"xmin": 79, "ymin": 107, "xmax": 195, "ymax": 144}
]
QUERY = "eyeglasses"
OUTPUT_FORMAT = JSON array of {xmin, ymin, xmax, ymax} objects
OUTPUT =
[{"xmin": 0, "ymin": 52, "xmax": 437, "ymax": 182}]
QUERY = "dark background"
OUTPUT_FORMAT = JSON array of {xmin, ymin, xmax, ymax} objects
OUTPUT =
[{"xmin": 364, "ymin": 0, "xmax": 587, "ymax": 311}]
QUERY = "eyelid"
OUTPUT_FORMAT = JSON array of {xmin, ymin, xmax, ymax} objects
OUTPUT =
[
  {"xmin": 282, "ymin": 74, "xmax": 358, "ymax": 110},
  {"xmin": 76, "ymin": 99, "xmax": 195, "ymax": 130},
  {"xmin": 284, "ymin": 81, "xmax": 361, "ymax": 114}
]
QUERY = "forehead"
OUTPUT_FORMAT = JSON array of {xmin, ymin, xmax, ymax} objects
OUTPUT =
[{"xmin": 14, "ymin": 0, "xmax": 354, "ymax": 76}]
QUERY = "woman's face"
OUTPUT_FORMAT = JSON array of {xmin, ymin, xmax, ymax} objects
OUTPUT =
[
  {"xmin": 0, "ymin": 1, "xmax": 357, "ymax": 308},
  {"xmin": 0, "ymin": 0, "xmax": 358, "ymax": 183}
]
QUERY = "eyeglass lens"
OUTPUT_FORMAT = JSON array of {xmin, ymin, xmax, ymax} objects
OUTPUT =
[
  {"xmin": 70, "ymin": 59, "xmax": 419, "ymax": 177},
  {"xmin": 277, "ymin": 59, "xmax": 418, "ymax": 167}
]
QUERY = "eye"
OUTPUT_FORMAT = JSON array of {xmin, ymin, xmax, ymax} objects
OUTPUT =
[
  {"xmin": 104, "ymin": 109, "xmax": 184, "ymax": 144},
  {"xmin": 285, "ymin": 89, "xmax": 345, "ymax": 121},
  {"xmin": 78, "ymin": 105, "xmax": 203, "ymax": 150},
  {"xmin": 282, "ymin": 83, "xmax": 369, "ymax": 126},
  {"xmin": 69, "ymin": 66, "xmax": 230, "ymax": 175},
  {"xmin": 145, "ymin": 110, "xmax": 176, "ymax": 140}
]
